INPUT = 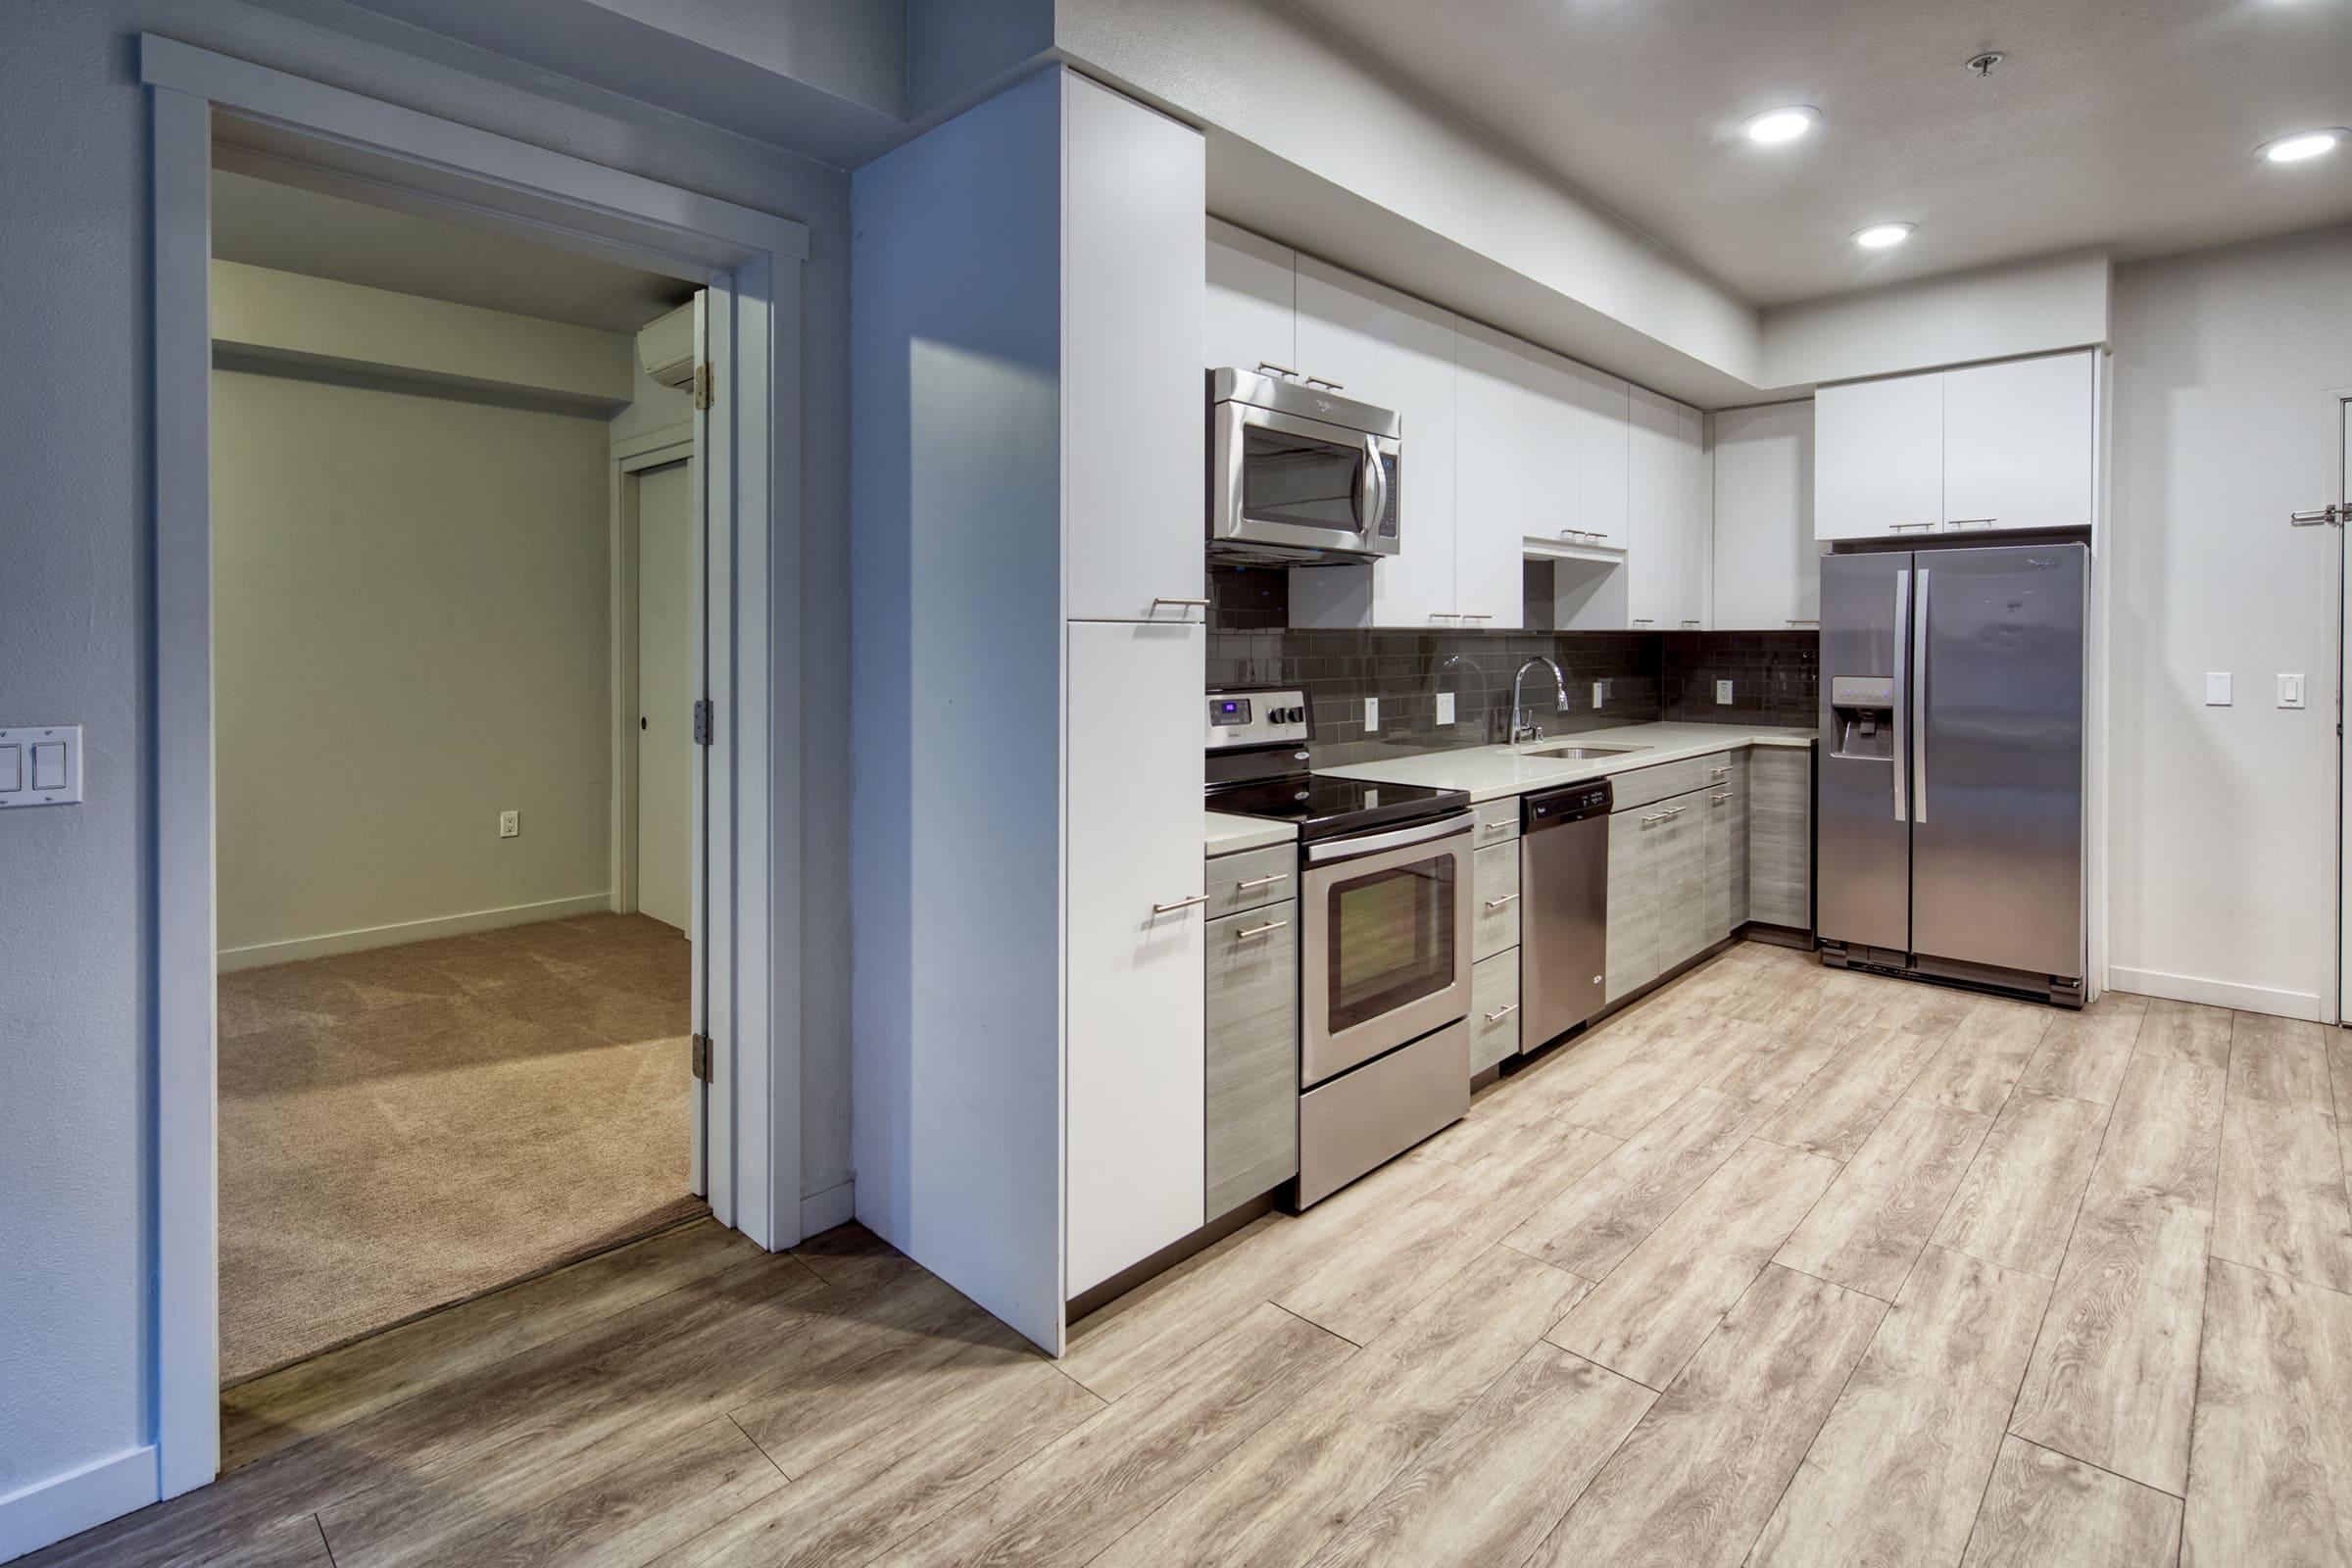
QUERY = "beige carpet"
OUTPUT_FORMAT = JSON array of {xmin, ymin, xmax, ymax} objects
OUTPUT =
[{"xmin": 218, "ymin": 912, "xmax": 706, "ymax": 1383}]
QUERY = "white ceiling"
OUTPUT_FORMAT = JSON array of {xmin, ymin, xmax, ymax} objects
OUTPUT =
[
  {"xmin": 210, "ymin": 169, "xmax": 696, "ymax": 333},
  {"xmin": 1284, "ymin": 0, "xmax": 2352, "ymax": 305}
]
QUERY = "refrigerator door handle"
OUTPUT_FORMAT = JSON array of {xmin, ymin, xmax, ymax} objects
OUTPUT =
[
  {"xmin": 1891, "ymin": 567, "xmax": 1910, "ymax": 823},
  {"xmin": 1913, "ymin": 566, "xmax": 1931, "ymax": 823}
]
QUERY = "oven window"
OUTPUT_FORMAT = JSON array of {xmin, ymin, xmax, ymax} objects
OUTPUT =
[
  {"xmin": 1326, "ymin": 856, "xmax": 1457, "ymax": 1034},
  {"xmin": 1243, "ymin": 426, "xmax": 1362, "ymax": 531}
]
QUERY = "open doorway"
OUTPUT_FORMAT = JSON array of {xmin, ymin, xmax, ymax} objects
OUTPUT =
[{"xmin": 205, "ymin": 163, "xmax": 710, "ymax": 1387}]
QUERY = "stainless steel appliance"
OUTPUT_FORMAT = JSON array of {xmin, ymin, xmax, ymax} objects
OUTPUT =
[
  {"xmin": 1205, "ymin": 688, "xmax": 1472, "ymax": 1206},
  {"xmin": 1519, "ymin": 778, "xmax": 1613, "ymax": 1049},
  {"xmin": 1207, "ymin": 368, "xmax": 1401, "ymax": 565},
  {"xmin": 1817, "ymin": 543, "xmax": 2088, "ymax": 1005}
]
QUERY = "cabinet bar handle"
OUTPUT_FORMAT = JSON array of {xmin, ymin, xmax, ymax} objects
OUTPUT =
[
  {"xmin": 1711, "ymin": 765, "xmax": 1731, "ymax": 778},
  {"xmin": 1234, "ymin": 872, "xmax": 1290, "ymax": 890},
  {"xmin": 1681, "ymin": 619, "xmax": 1702, "ymax": 627},
  {"xmin": 1480, "ymin": 820, "xmax": 1512, "ymax": 835},
  {"xmin": 1151, "ymin": 597, "xmax": 1210, "ymax": 609},
  {"xmin": 1641, "ymin": 811, "xmax": 1670, "ymax": 826},
  {"xmin": 1151, "ymin": 894, "xmax": 1208, "ymax": 914},
  {"xmin": 1889, "ymin": 521, "xmax": 1937, "ymax": 534},
  {"xmin": 1234, "ymin": 919, "xmax": 1290, "ymax": 939},
  {"xmin": 1484, "ymin": 1003, "xmax": 1520, "ymax": 1023},
  {"xmin": 1632, "ymin": 618, "xmax": 1656, "ymax": 626},
  {"xmin": 1711, "ymin": 792, "xmax": 1732, "ymax": 804},
  {"xmin": 1483, "ymin": 893, "xmax": 1520, "ymax": 910},
  {"xmin": 1459, "ymin": 612, "xmax": 1494, "ymax": 620},
  {"xmin": 1786, "ymin": 618, "xmax": 1819, "ymax": 626},
  {"xmin": 1256, "ymin": 361, "xmax": 1298, "ymax": 379}
]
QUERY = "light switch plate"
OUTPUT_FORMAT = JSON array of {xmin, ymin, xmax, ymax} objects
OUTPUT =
[
  {"xmin": 1435, "ymin": 692, "xmax": 1455, "ymax": 726},
  {"xmin": 1362, "ymin": 696, "xmax": 1379, "ymax": 733},
  {"xmin": 2205, "ymin": 672, "xmax": 2232, "ymax": 707},
  {"xmin": 1715, "ymin": 679, "xmax": 1734, "ymax": 705},
  {"xmin": 0, "ymin": 724, "xmax": 82, "ymax": 807},
  {"xmin": 1592, "ymin": 681, "xmax": 1607, "ymax": 709},
  {"xmin": 2278, "ymin": 673, "xmax": 2307, "ymax": 710}
]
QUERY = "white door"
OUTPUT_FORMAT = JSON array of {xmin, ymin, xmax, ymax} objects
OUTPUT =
[
  {"xmin": 1816, "ymin": 370, "xmax": 1943, "ymax": 540},
  {"xmin": 1205, "ymin": 219, "xmax": 1296, "ymax": 378},
  {"xmin": 1712, "ymin": 402, "xmax": 1817, "ymax": 629},
  {"xmin": 1940, "ymin": 351, "xmax": 2096, "ymax": 532},
  {"xmin": 1065, "ymin": 619, "xmax": 1206, "ymax": 1294},
  {"xmin": 635, "ymin": 459, "xmax": 693, "ymax": 931},
  {"xmin": 1677, "ymin": 400, "xmax": 1709, "ymax": 629},
  {"xmin": 1062, "ymin": 73, "xmax": 1206, "ymax": 622},
  {"xmin": 1626, "ymin": 384, "xmax": 1683, "ymax": 628}
]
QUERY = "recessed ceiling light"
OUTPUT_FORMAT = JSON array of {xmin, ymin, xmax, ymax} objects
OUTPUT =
[
  {"xmin": 1744, "ymin": 106, "xmax": 1821, "ymax": 145},
  {"xmin": 1853, "ymin": 222, "xmax": 1915, "ymax": 249},
  {"xmin": 2262, "ymin": 128, "xmax": 2347, "ymax": 163}
]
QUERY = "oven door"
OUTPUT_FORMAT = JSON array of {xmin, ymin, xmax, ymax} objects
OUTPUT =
[
  {"xmin": 1212, "ymin": 399, "xmax": 1399, "ymax": 559},
  {"xmin": 1300, "ymin": 814, "xmax": 1472, "ymax": 1086}
]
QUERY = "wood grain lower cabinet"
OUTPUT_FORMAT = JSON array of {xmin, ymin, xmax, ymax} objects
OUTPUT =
[
  {"xmin": 1473, "ymin": 841, "xmax": 1521, "ymax": 960},
  {"xmin": 1747, "ymin": 746, "xmax": 1813, "ymax": 929},
  {"xmin": 1469, "ymin": 948, "xmax": 1522, "ymax": 1073},
  {"xmin": 1605, "ymin": 784, "xmax": 1707, "ymax": 1004},
  {"xmin": 1703, "ymin": 759, "xmax": 1749, "ymax": 940},
  {"xmin": 1204, "ymin": 897, "xmax": 1298, "ymax": 1220}
]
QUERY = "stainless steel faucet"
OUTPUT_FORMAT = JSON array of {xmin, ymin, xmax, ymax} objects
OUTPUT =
[{"xmin": 1511, "ymin": 657, "xmax": 1570, "ymax": 744}]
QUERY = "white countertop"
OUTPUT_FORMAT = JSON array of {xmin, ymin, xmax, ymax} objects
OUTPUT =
[
  {"xmin": 1318, "ymin": 722, "xmax": 1816, "ymax": 805},
  {"xmin": 1204, "ymin": 809, "xmax": 1298, "ymax": 856}
]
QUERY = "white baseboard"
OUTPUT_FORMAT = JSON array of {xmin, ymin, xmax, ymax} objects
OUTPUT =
[
  {"xmin": 218, "ymin": 893, "xmax": 614, "ymax": 972},
  {"xmin": 2107, "ymin": 965, "xmax": 2328, "ymax": 1023},
  {"xmin": 801, "ymin": 1178, "xmax": 856, "ymax": 1238},
  {"xmin": 0, "ymin": 1445, "xmax": 157, "ymax": 1563}
]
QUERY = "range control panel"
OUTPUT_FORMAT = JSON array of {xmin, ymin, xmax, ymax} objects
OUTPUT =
[{"xmin": 1206, "ymin": 687, "xmax": 1310, "ymax": 750}]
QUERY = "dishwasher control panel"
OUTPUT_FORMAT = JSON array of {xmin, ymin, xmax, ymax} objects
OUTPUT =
[{"xmin": 1525, "ymin": 779, "xmax": 1612, "ymax": 828}]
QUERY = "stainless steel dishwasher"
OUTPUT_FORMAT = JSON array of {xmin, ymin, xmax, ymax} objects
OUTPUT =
[{"xmin": 1520, "ymin": 777, "xmax": 1612, "ymax": 1050}]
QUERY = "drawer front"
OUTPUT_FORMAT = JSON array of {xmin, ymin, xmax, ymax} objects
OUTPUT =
[
  {"xmin": 1473, "ymin": 796, "xmax": 1521, "ymax": 849},
  {"xmin": 1205, "ymin": 902, "xmax": 1299, "ymax": 1219},
  {"xmin": 1298, "ymin": 1020, "xmax": 1469, "ymax": 1207},
  {"xmin": 1610, "ymin": 752, "xmax": 1734, "ymax": 812},
  {"xmin": 1473, "ymin": 841, "xmax": 1522, "ymax": 960},
  {"xmin": 1205, "ymin": 842, "xmax": 1297, "ymax": 920},
  {"xmin": 1469, "ymin": 948, "xmax": 1522, "ymax": 1073}
]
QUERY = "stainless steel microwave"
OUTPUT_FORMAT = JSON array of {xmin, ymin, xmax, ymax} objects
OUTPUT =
[{"xmin": 1207, "ymin": 368, "xmax": 1401, "ymax": 564}]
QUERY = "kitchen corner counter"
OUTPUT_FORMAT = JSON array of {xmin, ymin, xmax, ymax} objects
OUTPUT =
[
  {"xmin": 1205, "ymin": 809, "xmax": 1298, "ymax": 856},
  {"xmin": 1318, "ymin": 723, "xmax": 1816, "ymax": 805}
]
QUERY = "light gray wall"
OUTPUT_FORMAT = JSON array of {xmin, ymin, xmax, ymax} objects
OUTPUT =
[
  {"xmin": 212, "ymin": 367, "xmax": 614, "ymax": 958},
  {"xmin": 2106, "ymin": 222, "xmax": 2352, "ymax": 1018},
  {"xmin": 1760, "ymin": 249, "xmax": 2114, "ymax": 390},
  {"xmin": 0, "ymin": 0, "xmax": 851, "ymax": 1515}
]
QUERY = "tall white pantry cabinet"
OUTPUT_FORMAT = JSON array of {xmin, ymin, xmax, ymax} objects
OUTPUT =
[{"xmin": 849, "ymin": 67, "xmax": 1208, "ymax": 1353}]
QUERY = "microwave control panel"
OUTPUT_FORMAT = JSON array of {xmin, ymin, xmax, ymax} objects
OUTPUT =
[{"xmin": 1206, "ymin": 688, "xmax": 1310, "ymax": 750}]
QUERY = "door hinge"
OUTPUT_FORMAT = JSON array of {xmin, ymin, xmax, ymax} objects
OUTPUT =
[
  {"xmin": 690, "ymin": 1032, "xmax": 715, "ymax": 1083},
  {"xmin": 694, "ymin": 362, "xmax": 714, "ymax": 412},
  {"xmin": 693, "ymin": 699, "xmax": 714, "ymax": 747}
]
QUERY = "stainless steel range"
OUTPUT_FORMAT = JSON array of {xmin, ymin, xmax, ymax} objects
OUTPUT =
[{"xmin": 1205, "ymin": 688, "xmax": 1473, "ymax": 1206}]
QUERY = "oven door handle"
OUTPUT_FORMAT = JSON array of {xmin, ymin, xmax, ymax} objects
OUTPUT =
[{"xmin": 1305, "ymin": 813, "xmax": 1472, "ymax": 863}]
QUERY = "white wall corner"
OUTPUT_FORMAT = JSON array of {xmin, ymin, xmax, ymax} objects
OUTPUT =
[{"xmin": 0, "ymin": 1446, "xmax": 159, "ymax": 1563}]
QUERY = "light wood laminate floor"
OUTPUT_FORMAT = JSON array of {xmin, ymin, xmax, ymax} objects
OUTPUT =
[{"xmin": 32, "ymin": 944, "xmax": 2352, "ymax": 1567}]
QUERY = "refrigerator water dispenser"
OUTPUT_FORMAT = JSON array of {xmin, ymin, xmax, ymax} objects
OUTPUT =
[{"xmin": 1829, "ymin": 675, "xmax": 1896, "ymax": 760}]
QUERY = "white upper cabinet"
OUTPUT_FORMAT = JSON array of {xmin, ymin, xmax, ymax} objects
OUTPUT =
[
  {"xmin": 1204, "ymin": 219, "xmax": 1296, "ymax": 379},
  {"xmin": 1063, "ymin": 75, "xmax": 1206, "ymax": 620},
  {"xmin": 1814, "ymin": 369, "xmax": 1943, "ymax": 541},
  {"xmin": 1627, "ymin": 386, "xmax": 1705, "ymax": 628},
  {"xmin": 1567, "ymin": 359, "xmax": 1631, "ymax": 547},
  {"xmin": 1940, "ymin": 350, "xmax": 2096, "ymax": 532},
  {"xmin": 1293, "ymin": 257, "xmax": 1470, "ymax": 629},
  {"xmin": 1712, "ymin": 401, "xmax": 1818, "ymax": 629},
  {"xmin": 1518, "ymin": 345, "xmax": 1583, "ymax": 546},
  {"xmin": 1449, "ymin": 318, "xmax": 1530, "ymax": 628}
]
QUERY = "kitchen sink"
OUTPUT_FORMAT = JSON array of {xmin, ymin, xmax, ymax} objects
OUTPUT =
[{"xmin": 1519, "ymin": 743, "xmax": 1648, "ymax": 760}]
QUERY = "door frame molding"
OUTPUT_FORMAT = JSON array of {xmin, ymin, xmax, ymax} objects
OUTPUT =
[{"xmin": 143, "ymin": 35, "xmax": 808, "ymax": 1501}]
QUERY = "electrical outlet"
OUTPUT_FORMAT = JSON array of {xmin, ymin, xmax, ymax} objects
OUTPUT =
[
  {"xmin": 499, "ymin": 809, "xmax": 520, "ymax": 839},
  {"xmin": 1435, "ymin": 692, "xmax": 1456, "ymax": 726},
  {"xmin": 1715, "ymin": 679, "xmax": 1734, "ymax": 706},
  {"xmin": 1363, "ymin": 696, "xmax": 1379, "ymax": 733},
  {"xmin": 2279, "ymin": 673, "xmax": 2307, "ymax": 710},
  {"xmin": 2205, "ymin": 672, "xmax": 2232, "ymax": 708},
  {"xmin": 1592, "ymin": 681, "xmax": 1607, "ymax": 709}
]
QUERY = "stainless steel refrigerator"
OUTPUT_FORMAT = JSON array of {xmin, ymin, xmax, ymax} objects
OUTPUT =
[{"xmin": 1817, "ymin": 543, "xmax": 2087, "ymax": 1005}]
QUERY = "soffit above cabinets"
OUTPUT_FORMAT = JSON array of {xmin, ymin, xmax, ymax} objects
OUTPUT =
[{"xmin": 1284, "ymin": 0, "xmax": 2352, "ymax": 306}]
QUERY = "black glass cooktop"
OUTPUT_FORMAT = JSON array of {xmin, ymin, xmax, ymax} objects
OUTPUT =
[{"xmin": 1207, "ymin": 773, "xmax": 1469, "ymax": 843}]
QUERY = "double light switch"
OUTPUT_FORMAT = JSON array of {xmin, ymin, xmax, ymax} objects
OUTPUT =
[{"xmin": 0, "ymin": 726, "xmax": 82, "ymax": 807}]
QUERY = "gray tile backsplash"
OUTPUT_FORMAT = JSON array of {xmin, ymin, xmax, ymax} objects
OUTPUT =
[{"xmin": 1207, "ymin": 565, "xmax": 1817, "ymax": 767}]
